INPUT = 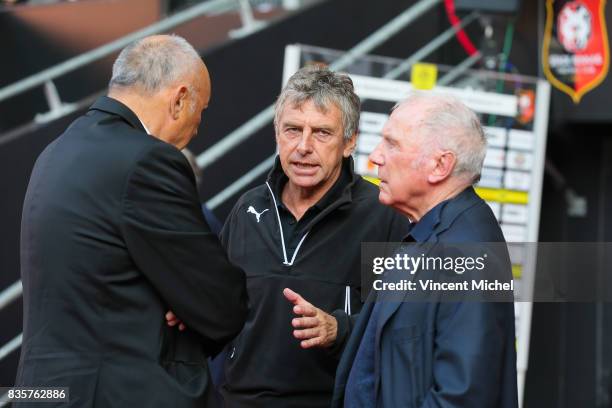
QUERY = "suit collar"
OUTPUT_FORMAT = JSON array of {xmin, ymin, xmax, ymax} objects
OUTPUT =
[
  {"xmin": 266, "ymin": 156, "xmax": 359, "ymax": 224},
  {"xmin": 431, "ymin": 186, "xmax": 482, "ymax": 238},
  {"xmin": 404, "ymin": 200, "xmax": 445, "ymax": 243},
  {"xmin": 404, "ymin": 186, "xmax": 481, "ymax": 243},
  {"xmin": 89, "ymin": 96, "xmax": 147, "ymax": 133}
]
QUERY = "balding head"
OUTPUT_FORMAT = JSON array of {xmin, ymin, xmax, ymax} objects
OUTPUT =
[
  {"xmin": 109, "ymin": 34, "xmax": 207, "ymax": 95},
  {"xmin": 108, "ymin": 35, "xmax": 211, "ymax": 149}
]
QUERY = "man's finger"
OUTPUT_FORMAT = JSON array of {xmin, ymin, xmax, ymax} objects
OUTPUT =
[
  {"xmin": 293, "ymin": 328, "xmax": 320, "ymax": 340},
  {"xmin": 178, "ymin": 323, "xmax": 186, "ymax": 331},
  {"xmin": 165, "ymin": 311, "xmax": 176, "ymax": 321},
  {"xmin": 300, "ymin": 337, "xmax": 322, "ymax": 349},
  {"xmin": 292, "ymin": 317, "xmax": 319, "ymax": 329},
  {"xmin": 293, "ymin": 304, "xmax": 317, "ymax": 317}
]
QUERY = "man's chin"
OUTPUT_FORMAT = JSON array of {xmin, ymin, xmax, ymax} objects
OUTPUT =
[
  {"xmin": 287, "ymin": 176, "xmax": 322, "ymax": 190},
  {"xmin": 378, "ymin": 191, "xmax": 393, "ymax": 206}
]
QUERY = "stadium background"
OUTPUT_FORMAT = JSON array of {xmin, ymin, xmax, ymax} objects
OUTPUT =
[{"xmin": 1, "ymin": 0, "xmax": 612, "ymax": 406}]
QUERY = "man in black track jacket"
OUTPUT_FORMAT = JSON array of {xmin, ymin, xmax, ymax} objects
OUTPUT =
[{"xmin": 218, "ymin": 66, "xmax": 410, "ymax": 408}]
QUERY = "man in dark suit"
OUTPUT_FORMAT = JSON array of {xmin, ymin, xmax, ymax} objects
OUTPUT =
[
  {"xmin": 285, "ymin": 93, "xmax": 518, "ymax": 407},
  {"xmin": 15, "ymin": 35, "xmax": 247, "ymax": 407}
]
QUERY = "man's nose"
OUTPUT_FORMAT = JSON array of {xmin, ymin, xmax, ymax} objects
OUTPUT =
[
  {"xmin": 296, "ymin": 130, "xmax": 314, "ymax": 154},
  {"xmin": 369, "ymin": 143, "xmax": 383, "ymax": 166}
]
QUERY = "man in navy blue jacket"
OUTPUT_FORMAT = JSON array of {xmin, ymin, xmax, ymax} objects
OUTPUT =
[{"xmin": 285, "ymin": 93, "xmax": 518, "ymax": 407}]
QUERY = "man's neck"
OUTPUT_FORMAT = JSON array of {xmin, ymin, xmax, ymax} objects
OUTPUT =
[{"xmin": 107, "ymin": 90, "xmax": 161, "ymax": 136}]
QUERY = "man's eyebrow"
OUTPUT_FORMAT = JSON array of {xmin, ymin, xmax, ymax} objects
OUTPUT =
[{"xmin": 312, "ymin": 125, "xmax": 335, "ymax": 131}]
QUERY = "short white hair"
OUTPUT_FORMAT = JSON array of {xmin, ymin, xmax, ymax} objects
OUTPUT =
[
  {"xmin": 109, "ymin": 34, "xmax": 201, "ymax": 94},
  {"xmin": 394, "ymin": 93, "xmax": 487, "ymax": 183}
]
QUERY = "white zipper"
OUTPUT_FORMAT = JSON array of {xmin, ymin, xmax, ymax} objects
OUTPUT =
[
  {"xmin": 344, "ymin": 286, "xmax": 352, "ymax": 316},
  {"xmin": 265, "ymin": 182, "xmax": 309, "ymax": 267}
]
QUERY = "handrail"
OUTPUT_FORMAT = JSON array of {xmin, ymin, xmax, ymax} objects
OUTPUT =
[
  {"xmin": 206, "ymin": 154, "xmax": 276, "ymax": 209},
  {"xmin": 203, "ymin": 10, "xmax": 480, "ymax": 214},
  {"xmin": 0, "ymin": 281, "xmax": 22, "ymax": 311},
  {"xmin": 0, "ymin": 0, "xmax": 235, "ymax": 103},
  {"xmin": 0, "ymin": 0, "xmax": 449, "ymax": 315},
  {"xmin": 383, "ymin": 11, "xmax": 478, "ymax": 80},
  {"xmin": 0, "ymin": 334, "xmax": 22, "ymax": 362},
  {"xmin": 196, "ymin": 0, "xmax": 442, "ymax": 169},
  {"xmin": 0, "ymin": 0, "xmax": 447, "ymax": 366}
]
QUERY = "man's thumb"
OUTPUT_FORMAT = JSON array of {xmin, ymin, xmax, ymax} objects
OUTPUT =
[{"xmin": 283, "ymin": 287, "xmax": 302, "ymax": 305}]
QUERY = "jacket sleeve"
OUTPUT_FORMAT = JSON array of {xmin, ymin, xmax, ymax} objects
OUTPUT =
[
  {"xmin": 328, "ymin": 309, "xmax": 359, "ymax": 359},
  {"xmin": 120, "ymin": 142, "xmax": 248, "ymax": 355},
  {"xmin": 329, "ymin": 286, "xmax": 379, "ymax": 358}
]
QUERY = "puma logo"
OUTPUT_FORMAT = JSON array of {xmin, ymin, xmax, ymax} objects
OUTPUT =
[{"xmin": 247, "ymin": 206, "xmax": 269, "ymax": 223}]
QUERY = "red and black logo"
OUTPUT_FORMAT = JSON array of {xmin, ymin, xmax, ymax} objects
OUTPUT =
[{"xmin": 542, "ymin": 0, "xmax": 609, "ymax": 103}]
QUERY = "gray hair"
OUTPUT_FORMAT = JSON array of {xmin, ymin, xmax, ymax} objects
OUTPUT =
[
  {"xmin": 395, "ymin": 93, "xmax": 487, "ymax": 183},
  {"xmin": 274, "ymin": 65, "xmax": 360, "ymax": 140},
  {"xmin": 109, "ymin": 34, "xmax": 201, "ymax": 94}
]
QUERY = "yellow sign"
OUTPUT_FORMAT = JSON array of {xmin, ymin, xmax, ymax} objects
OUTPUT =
[
  {"xmin": 474, "ymin": 187, "xmax": 529, "ymax": 205},
  {"xmin": 411, "ymin": 63, "xmax": 438, "ymax": 90},
  {"xmin": 362, "ymin": 175, "xmax": 380, "ymax": 186},
  {"xmin": 512, "ymin": 264, "xmax": 523, "ymax": 279}
]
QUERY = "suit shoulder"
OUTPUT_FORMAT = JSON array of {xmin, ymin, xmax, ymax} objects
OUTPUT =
[
  {"xmin": 132, "ymin": 139, "xmax": 188, "ymax": 167},
  {"xmin": 443, "ymin": 201, "xmax": 505, "ymax": 242},
  {"xmin": 125, "ymin": 141, "xmax": 195, "ymax": 193}
]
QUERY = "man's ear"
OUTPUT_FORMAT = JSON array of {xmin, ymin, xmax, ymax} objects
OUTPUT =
[
  {"xmin": 428, "ymin": 150, "xmax": 456, "ymax": 184},
  {"xmin": 170, "ymin": 85, "xmax": 189, "ymax": 120},
  {"xmin": 342, "ymin": 132, "xmax": 358, "ymax": 158}
]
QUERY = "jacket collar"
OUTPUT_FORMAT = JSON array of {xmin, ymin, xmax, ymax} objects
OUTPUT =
[
  {"xmin": 89, "ymin": 96, "xmax": 147, "ymax": 133},
  {"xmin": 403, "ymin": 186, "xmax": 482, "ymax": 243},
  {"xmin": 267, "ymin": 156, "xmax": 359, "ymax": 208}
]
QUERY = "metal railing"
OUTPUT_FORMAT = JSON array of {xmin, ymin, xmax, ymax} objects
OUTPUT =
[
  {"xmin": 0, "ymin": 281, "xmax": 22, "ymax": 311},
  {"xmin": 0, "ymin": 0, "xmax": 483, "ymax": 390},
  {"xmin": 0, "ymin": 0, "xmax": 282, "ymax": 130},
  {"xmin": 202, "ymin": 4, "xmax": 480, "ymax": 211},
  {"xmin": 0, "ymin": 0, "xmax": 239, "ymax": 104},
  {"xmin": 196, "ymin": 0, "xmax": 443, "ymax": 169}
]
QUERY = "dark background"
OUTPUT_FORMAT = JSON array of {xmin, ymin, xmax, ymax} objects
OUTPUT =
[{"xmin": 1, "ymin": 0, "xmax": 611, "ymax": 405}]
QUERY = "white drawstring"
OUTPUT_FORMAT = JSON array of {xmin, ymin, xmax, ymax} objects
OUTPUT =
[
  {"xmin": 288, "ymin": 232, "xmax": 309, "ymax": 266},
  {"xmin": 345, "ymin": 286, "xmax": 351, "ymax": 316},
  {"xmin": 266, "ymin": 182, "xmax": 289, "ymax": 265},
  {"xmin": 265, "ymin": 182, "xmax": 309, "ymax": 267}
]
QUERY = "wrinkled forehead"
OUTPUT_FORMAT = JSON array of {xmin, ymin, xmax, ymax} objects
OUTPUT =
[
  {"xmin": 284, "ymin": 96, "xmax": 336, "ymax": 116},
  {"xmin": 279, "ymin": 97, "xmax": 342, "ymax": 123}
]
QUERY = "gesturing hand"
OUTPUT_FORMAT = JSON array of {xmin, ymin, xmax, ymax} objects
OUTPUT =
[{"xmin": 283, "ymin": 288, "xmax": 337, "ymax": 349}]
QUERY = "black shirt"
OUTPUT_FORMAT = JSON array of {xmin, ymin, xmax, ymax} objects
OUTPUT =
[{"xmin": 272, "ymin": 160, "xmax": 352, "ymax": 257}]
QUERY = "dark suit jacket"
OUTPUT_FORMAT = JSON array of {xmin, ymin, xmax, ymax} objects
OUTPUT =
[
  {"xmin": 331, "ymin": 187, "xmax": 518, "ymax": 408},
  {"xmin": 16, "ymin": 96, "xmax": 248, "ymax": 407}
]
